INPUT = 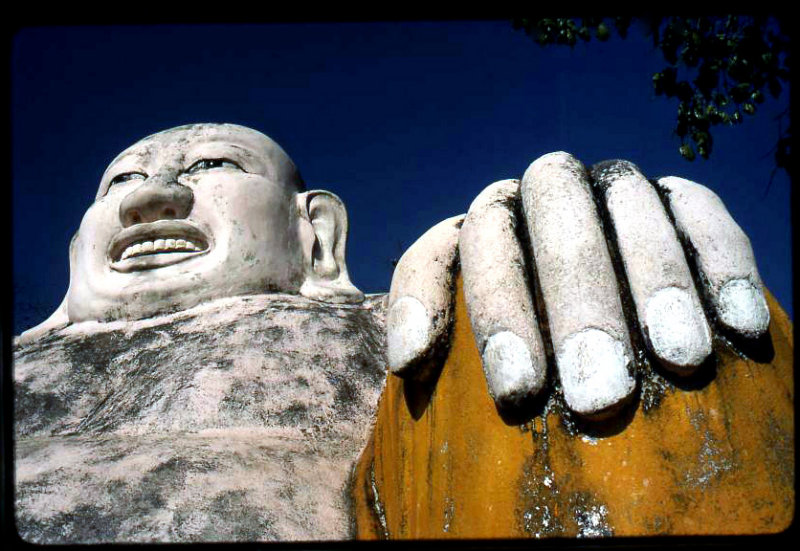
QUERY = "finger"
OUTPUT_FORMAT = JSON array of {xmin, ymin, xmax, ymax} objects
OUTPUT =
[
  {"xmin": 591, "ymin": 161, "xmax": 712, "ymax": 374},
  {"xmin": 458, "ymin": 179, "xmax": 547, "ymax": 409},
  {"xmin": 521, "ymin": 152, "xmax": 636, "ymax": 419},
  {"xmin": 656, "ymin": 176, "xmax": 770, "ymax": 339},
  {"xmin": 387, "ymin": 214, "xmax": 464, "ymax": 381}
]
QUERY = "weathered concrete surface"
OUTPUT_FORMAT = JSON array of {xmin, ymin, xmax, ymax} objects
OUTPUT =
[
  {"xmin": 353, "ymin": 277, "xmax": 794, "ymax": 539},
  {"xmin": 459, "ymin": 179, "xmax": 546, "ymax": 408},
  {"xmin": 656, "ymin": 176, "xmax": 770, "ymax": 339},
  {"xmin": 387, "ymin": 215, "xmax": 464, "ymax": 382},
  {"xmin": 591, "ymin": 161, "xmax": 712, "ymax": 373},
  {"xmin": 14, "ymin": 293, "xmax": 388, "ymax": 543},
  {"xmin": 521, "ymin": 152, "xmax": 636, "ymax": 418}
]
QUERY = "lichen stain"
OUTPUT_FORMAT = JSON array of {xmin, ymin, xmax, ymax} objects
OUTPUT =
[{"xmin": 352, "ymin": 278, "xmax": 794, "ymax": 538}]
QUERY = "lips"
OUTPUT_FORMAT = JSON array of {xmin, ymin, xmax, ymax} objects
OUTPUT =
[{"xmin": 108, "ymin": 220, "xmax": 211, "ymax": 272}]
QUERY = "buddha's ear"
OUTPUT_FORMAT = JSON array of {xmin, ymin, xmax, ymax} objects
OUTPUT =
[{"xmin": 295, "ymin": 190, "xmax": 364, "ymax": 304}]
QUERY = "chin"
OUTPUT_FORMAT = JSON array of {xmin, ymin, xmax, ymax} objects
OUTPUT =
[{"xmin": 67, "ymin": 276, "xmax": 202, "ymax": 323}]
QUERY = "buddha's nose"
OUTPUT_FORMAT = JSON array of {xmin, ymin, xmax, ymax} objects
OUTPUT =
[{"xmin": 119, "ymin": 172, "xmax": 194, "ymax": 227}]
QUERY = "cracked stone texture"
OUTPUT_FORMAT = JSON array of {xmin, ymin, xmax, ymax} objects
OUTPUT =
[{"xmin": 14, "ymin": 293, "xmax": 388, "ymax": 544}]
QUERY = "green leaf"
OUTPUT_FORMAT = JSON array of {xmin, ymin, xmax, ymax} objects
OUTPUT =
[
  {"xmin": 692, "ymin": 130, "xmax": 710, "ymax": 145},
  {"xmin": 511, "ymin": 15, "xmax": 790, "ymax": 169},
  {"xmin": 596, "ymin": 22, "xmax": 610, "ymax": 41},
  {"xmin": 680, "ymin": 143, "xmax": 696, "ymax": 161}
]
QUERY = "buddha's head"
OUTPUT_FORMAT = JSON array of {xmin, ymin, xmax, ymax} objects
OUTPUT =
[{"xmin": 65, "ymin": 123, "xmax": 362, "ymax": 323}]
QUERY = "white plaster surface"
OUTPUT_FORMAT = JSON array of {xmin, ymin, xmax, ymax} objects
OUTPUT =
[
  {"xmin": 62, "ymin": 123, "xmax": 362, "ymax": 327},
  {"xmin": 387, "ymin": 296, "xmax": 431, "ymax": 372},
  {"xmin": 386, "ymin": 214, "xmax": 464, "ymax": 379},
  {"xmin": 459, "ymin": 179, "xmax": 546, "ymax": 404},
  {"xmin": 657, "ymin": 176, "xmax": 769, "ymax": 338},
  {"xmin": 297, "ymin": 190, "xmax": 364, "ymax": 304},
  {"xmin": 558, "ymin": 329, "xmax": 636, "ymax": 417},
  {"xmin": 521, "ymin": 152, "xmax": 635, "ymax": 416},
  {"xmin": 718, "ymin": 279, "xmax": 770, "ymax": 338},
  {"xmin": 645, "ymin": 287, "xmax": 712, "ymax": 370},
  {"xmin": 482, "ymin": 331, "xmax": 539, "ymax": 406},
  {"xmin": 593, "ymin": 161, "xmax": 711, "ymax": 371}
]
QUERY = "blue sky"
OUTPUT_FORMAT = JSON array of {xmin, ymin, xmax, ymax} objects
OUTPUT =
[{"xmin": 11, "ymin": 22, "xmax": 792, "ymax": 335}]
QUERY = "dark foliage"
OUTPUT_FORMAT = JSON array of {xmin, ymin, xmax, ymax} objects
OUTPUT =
[{"xmin": 512, "ymin": 16, "xmax": 790, "ymax": 177}]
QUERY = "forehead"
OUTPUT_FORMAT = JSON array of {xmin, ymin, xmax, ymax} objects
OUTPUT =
[
  {"xmin": 108, "ymin": 124, "xmax": 275, "ymax": 166},
  {"xmin": 97, "ymin": 124, "xmax": 301, "ymax": 199}
]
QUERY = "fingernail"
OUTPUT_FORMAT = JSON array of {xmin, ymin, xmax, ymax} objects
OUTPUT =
[
  {"xmin": 718, "ymin": 279, "xmax": 770, "ymax": 338},
  {"xmin": 387, "ymin": 296, "xmax": 431, "ymax": 375},
  {"xmin": 482, "ymin": 331, "xmax": 545, "ymax": 407},
  {"xmin": 558, "ymin": 329, "xmax": 636, "ymax": 418},
  {"xmin": 645, "ymin": 287, "xmax": 712, "ymax": 372}
]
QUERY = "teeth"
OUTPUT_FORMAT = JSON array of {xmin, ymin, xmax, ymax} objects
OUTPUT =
[{"xmin": 118, "ymin": 237, "xmax": 204, "ymax": 261}]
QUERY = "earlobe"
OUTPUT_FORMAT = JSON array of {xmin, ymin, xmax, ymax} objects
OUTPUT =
[{"xmin": 296, "ymin": 190, "xmax": 364, "ymax": 304}]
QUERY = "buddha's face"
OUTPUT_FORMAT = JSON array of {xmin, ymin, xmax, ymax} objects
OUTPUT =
[{"xmin": 67, "ymin": 123, "xmax": 307, "ymax": 322}]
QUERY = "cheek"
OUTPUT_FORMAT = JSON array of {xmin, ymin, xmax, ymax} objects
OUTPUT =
[
  {"xmin": 76, "ymin": 202, "xmax": 121, "ymax": 267},
  {"xmin": 198, "ymin": 180, "xmax": 293, "ymax": 256}
]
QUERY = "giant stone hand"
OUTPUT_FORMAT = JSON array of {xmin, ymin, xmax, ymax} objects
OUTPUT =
[{"xmin": 387, "ymin": 152, "xmax": 770, "ymax": 419}]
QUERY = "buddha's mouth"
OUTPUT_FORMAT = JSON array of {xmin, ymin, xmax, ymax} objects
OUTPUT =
[{"xmin": 108, "ymin": 220, "xmax": 210, "ymax": 272}]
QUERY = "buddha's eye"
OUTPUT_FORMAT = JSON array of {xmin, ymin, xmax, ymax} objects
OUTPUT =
[
  {"xmin": 109, "ymin": 172, "xmax": 147, "ymax": 187},
  {"xmin": 186, "ymin": 158, "xmax": 243, "ymax": 174}
]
